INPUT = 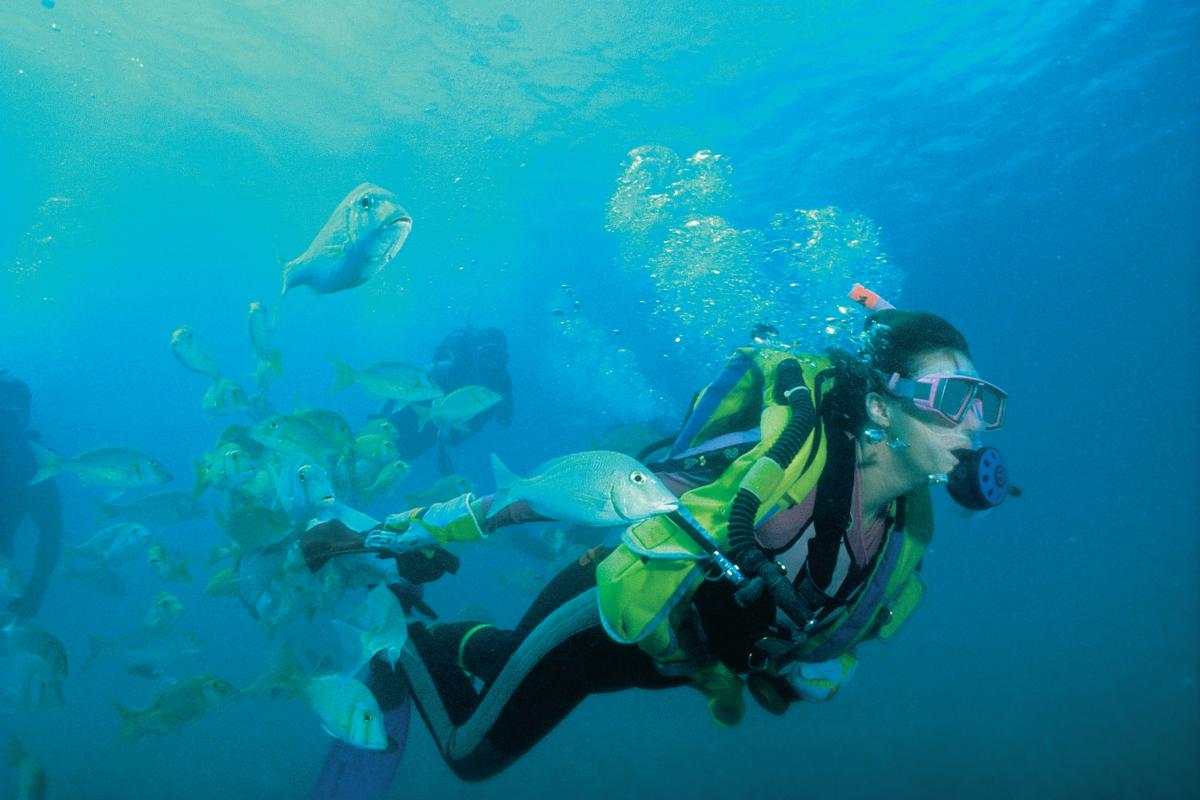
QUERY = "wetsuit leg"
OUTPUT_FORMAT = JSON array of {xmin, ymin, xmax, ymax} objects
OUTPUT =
[{"xmin": 397, "ymin": 549, "xmax": 684, "ymax": 781}]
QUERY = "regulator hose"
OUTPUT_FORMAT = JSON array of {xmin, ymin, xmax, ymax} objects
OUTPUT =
[{"xmin": 726, "ymin": 359, "xmax": 821, "ymax": 631}]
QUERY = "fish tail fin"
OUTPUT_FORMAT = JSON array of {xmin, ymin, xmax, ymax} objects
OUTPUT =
[
  {"xmin": 192, "ymin": 460, "xmax": 210, "ymax": 497},
  {"xmin": 27, "ymin": 439, "xmax": 61, "ymax": 485},
  {"xmin": 248, "ymin": 642, "xmax": 305, "ymax": 696},
  {"xmin": 331, "ymin": 358, "xmax": 355, "ymax": 394},
  {"xmin": 411, "ymin": 404, "xmax": 430, "ymax": 432},
  {"xmin": 113, "ymin": 702, "xmax": 140, "ymax": 740},
  {"xmin": 488, "ymin": 453, "xmax": 518, "ymax": 518}
]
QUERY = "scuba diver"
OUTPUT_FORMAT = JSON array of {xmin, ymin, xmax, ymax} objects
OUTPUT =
[
  {"xmin": 0, "ymin": 372, "xmax": 63, "ymax": 623},
  {"xmin": 305, "ymin": 286, "xmax": 1012, "ymax": 786},
  {"xmin": 377, "ymin": 321, "xmax": 514, "ymax": 475}
]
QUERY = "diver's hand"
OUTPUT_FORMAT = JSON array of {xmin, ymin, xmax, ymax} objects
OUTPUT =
[{"xmin": 368, "ymin": 494, "xmax": 486, "ymax": 556}]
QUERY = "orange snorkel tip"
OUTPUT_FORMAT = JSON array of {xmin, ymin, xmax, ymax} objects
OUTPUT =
[{"xmin": 848, "ymin": 283, "xmax": 895, "ymax": 312}]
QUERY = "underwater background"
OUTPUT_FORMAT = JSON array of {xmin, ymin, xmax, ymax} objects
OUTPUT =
[{"xmin": 1, "ymin": 1, "xmax": 1197, "ymax": 798}]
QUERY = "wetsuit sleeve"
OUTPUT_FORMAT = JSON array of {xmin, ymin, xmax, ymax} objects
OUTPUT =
[{"xmin": 18, "ymin": 479, "xmax": 62, "ymax": 620}]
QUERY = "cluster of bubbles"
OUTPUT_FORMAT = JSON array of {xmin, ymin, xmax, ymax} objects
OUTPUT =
[
  {"xmin": 605, "ymin": 145, "xmax": 905, "ymax": 370},
  {"xmin": 7, "ymin": 196, "xmax": 75, "ymax": 282},
  {"xmin": 544, "ymin": 283, "xmax": 675, "ymax": 423}
]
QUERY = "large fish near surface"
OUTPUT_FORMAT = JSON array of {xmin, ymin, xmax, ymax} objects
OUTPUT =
[
  {"xmin": 281, "ymin": 183, "xmax": 412, "ymax": 296},
  {"xmin": 488, "ymin": 451, "xmax": 679, "ymax": 526}
]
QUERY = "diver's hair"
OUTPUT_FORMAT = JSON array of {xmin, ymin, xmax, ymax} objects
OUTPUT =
[
  {"xmin": 821, "ymin": 309, "xmax": 971, "ymax": 435},
  {"xmin": 0, "ymin": 371, "xmax": 32, "ymax": 411}
]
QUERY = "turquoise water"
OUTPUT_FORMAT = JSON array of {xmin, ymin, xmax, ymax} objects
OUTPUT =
[{"xmin": 2, "ymin": 1, "xmax": 1197, "ymax": 798}]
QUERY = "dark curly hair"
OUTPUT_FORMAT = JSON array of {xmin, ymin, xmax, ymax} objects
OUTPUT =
[{"xmin": 821, "ymin": 310, "xmax": 971, "ymax": 436}]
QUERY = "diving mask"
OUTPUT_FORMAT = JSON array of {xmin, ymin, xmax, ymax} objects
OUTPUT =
[{"xmin": 885, "ymin": 372, "xmax": 1007, "ymax": 430}]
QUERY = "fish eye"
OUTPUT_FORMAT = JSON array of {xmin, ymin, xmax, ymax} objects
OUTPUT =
[
  {"xmin": 630, "ymin": 471, "xmax": 647, "ymax": 484},
  {"xmin": 360, "ymin": 195, "xmax": 373, "ymax": 209},
  {"xmin": 363, "ymin": 712, "xmax": 375, "ymax": 721}
]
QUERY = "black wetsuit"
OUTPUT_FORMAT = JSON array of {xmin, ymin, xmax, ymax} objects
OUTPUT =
[
  {"xmin": 0, "ymin": 431, "xmax": 63, "ymax": 621},
  {"xmin": 370, "ymin": 545, "xmax": 777, "ymax": 782}
]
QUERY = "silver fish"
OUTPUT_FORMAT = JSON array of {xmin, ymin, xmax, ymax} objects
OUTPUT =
[
  {"xmin": 488, "ymin": 450, "xmax": 678, "ymax": 526},
  {"xmin": 170, "ymin": 326, "xmax": 222, "ymax": 379},
  {"xmin": 282, "ymin": 183, "xmax": 412, "ymax": 295}
]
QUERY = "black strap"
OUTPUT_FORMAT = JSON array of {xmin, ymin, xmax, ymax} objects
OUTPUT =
[{"xmin": 806, "ymin": 422, "xmax": 856, "ymax": 591}]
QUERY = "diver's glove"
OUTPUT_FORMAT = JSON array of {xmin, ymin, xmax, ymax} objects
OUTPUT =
[
  {"xmin": 689, "ymin": 662, "xmax": 746, "ymax": 728},
  {"xmin": 786, "ymin": 652, "xmax": 858, "ymax": 703},
  {"xmin": 363, "ymin": 493, "xmax": 487, "ymax": 554}
]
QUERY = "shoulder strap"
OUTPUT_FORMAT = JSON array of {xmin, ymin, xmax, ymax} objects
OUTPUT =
[{"xmin": 806, "ymin": 426, "xmax": 856, "ymax": 591}]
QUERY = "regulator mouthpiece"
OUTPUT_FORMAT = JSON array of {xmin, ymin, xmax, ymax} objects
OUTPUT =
[{"xmin": 947, "ymin": 446, "xmax": 1009, "ymax": 509}]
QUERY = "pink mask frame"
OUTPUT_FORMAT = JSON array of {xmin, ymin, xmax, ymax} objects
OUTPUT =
[{"xmin": 884, "ymin": 372, "xmax": 1007, "ymax": 430}]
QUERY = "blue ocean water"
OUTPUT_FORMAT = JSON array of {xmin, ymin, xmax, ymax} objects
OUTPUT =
[{"xmin": 1, "ymin": 1, "xmax": 1197, "ymax": 798}]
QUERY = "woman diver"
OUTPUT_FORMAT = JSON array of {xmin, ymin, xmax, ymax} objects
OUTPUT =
[{"xmin": 306, "ymin": 289, "xmax": 1011, "ymax": 784}]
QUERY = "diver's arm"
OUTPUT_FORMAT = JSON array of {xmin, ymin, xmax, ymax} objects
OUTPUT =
[{"xmin": 19, "ymin": 479, "xmax": 63, "ymax": 620}]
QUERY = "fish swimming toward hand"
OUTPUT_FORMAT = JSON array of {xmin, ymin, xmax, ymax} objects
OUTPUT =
[
  {"xmin": 281, "ymin": 183, "xmax": 412, "ymax": 296},
  {"xmin": 251, "ymin": 645, "xmax": 388, "ymax": 751},
  {"xmin": 489, "ymin": 451, "xmax": 679, "ymax": 526},
  {"xmin": 114, "ymin": 674, "xmax": 237, "ymax": 740}
]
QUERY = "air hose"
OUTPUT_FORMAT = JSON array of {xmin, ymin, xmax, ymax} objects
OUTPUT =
[{"xmin": 725, "ymin": 358, "xmax": 821, "ymax": 631}]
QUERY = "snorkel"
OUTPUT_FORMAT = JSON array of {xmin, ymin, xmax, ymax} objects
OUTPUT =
[{"xmin": 848, "ymin": 284, "xmax": 1014, "ymax": 510}]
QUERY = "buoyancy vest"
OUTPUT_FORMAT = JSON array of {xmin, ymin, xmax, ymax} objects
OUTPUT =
[{"xmin": 595, "ymin": 347, "xmax": 933, "ymax": 674}]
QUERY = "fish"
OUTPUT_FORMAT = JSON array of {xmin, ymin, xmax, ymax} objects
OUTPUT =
[
  {"xmin": 170, "ymin": 326, "xmax": 222, "ymax": 379},
  {"xmin": 248, "ymin": 300, "xmax": 282, "ymax": 376},
  {"xmin": 114, "ymin": 675, "xmax": 237, "ymax": 740},
  {"xmin": 0, "ymin": 557, "xmax": 24, "ymax": 599},
  {"xmin": 194, "ymin": 443, "xmax": 255, "ymax": 496},
  {"xmin": 252, "ymin": 646, "xmax": 388, "ymax": 751},
  {"xmin": 97, "ymin": 490, "xmax": 205, "ymax": 526},
  {"xmin": 488, "ymin": 451, "xmax": 679, "ymax": 525},
  {"xmin": 356, "ymin": 459, "xmax": 411, "ymax": 502},
  {"xmin": 7, "ymin": 735, "xmax": 47, "ymax": 800},
  {"xmin": 415, "ymin": 385, "xmax": 501, "ymax": 434},
  {"xmin": 147, "ymin": 543, "xmax": 192, "ymax": 584},
  {"xmin": 251, "ymin": 415, "xmax": 339, "ymax": 462},
  {"xmin": 27, "ymin": 442, "xmax": 172, "ymax": 491},
  {"xmin": 1, "ymin": 624, "xmax": 68, "ymax": 680},
  {"xmin": 84, "ymin": 625, "xmax": 205, "ymax": 677},
  {"xmin": 293, "ymin": 409, "xmax": 355, "ymax": 454},
  {"xmin": 356, "ymin": 418, "xmax": 398, "ymax": 440},
  {"xmin": 330, "ymin": 359, "xmax": 441, "ymax": 405},
  {"xmin": 281, "ymin": 183, "xmax": 412, "ymax": 296},
  {"xmin": 406, "ymin": 474, "xmax": 475, "ymax": 507},
  {"xmin": 274, "ymin": 459, "xmax": 337, "ymax": 520},
  {"xmin": 351, "ymin": 433, "xmax": 399, "ymax": 463},
  {"xmin": 0, "ymin": 650, "xmax": 63, "ymax": 712},
  {"xmin": 66, "ymin": 522, "xmax": 151, "ymax": 572},
  {"xmin": 202, "ymin": 378, "xmax": 251, "ymax": 417},
  {"xmin": 142, "ymin": 592, "xmax": 184, "ymax": 630},
  {"xmin": 213, "ymin": 501, "xmax": 293, "ymax": 551},
  {"xmin": 334, "ymin": 585, "xmax": 408, "ymax": 673},
  {"xmin": 205, "ymin": 565, "xmax": 243, "ymax": 597}
]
